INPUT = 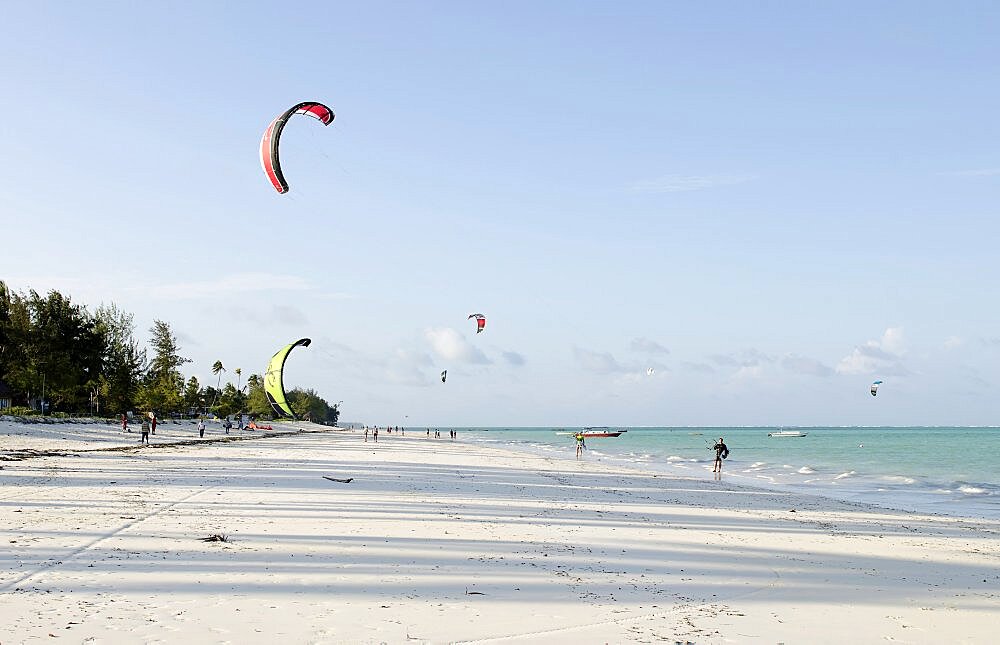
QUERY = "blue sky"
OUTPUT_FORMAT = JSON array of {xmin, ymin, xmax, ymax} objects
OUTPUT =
[{"xmin": 2, "ymin": 2, "xmax": 998, "ymax": 425}]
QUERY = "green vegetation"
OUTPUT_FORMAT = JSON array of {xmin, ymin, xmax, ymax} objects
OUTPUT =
[
  {"xmin": 0, "ymin": 280, "xmax": 339, "ymax": 425},
  {"xmin": 287, "ymin": 388, "xmax": 340, "ymax": 425}
]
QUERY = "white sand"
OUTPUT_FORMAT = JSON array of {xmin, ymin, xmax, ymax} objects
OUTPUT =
[{"xmin": 2, "ymin": 421, "xmax": 998, "ymax": 643}]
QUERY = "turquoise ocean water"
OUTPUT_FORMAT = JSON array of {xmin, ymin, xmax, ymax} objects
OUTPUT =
[{"xmin": 445, "ymin": 427, "xmax": 1000, "ymax": 520}]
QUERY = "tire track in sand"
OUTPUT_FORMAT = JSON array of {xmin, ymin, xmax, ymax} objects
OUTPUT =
[{"xmin": 1, "ymin": 485, "xmax": 216, "ymax": 592}]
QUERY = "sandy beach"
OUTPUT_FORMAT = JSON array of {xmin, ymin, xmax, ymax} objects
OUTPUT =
[{"xmin": 2, "ymin": 420, "xmax": 998, "ymax": 644}]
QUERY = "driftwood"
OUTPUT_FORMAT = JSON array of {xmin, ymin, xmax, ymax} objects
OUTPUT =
[{"xmin": 322, "ymin": 476, "xmax": 354, "ymax": 483}]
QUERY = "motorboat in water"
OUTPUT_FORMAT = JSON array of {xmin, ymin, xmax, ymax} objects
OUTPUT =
[
  {"xmin": 768, "ymin": 430, "xmax": 808, "ymax": 437},
  {"xmin": 580, "ymin": 427, "xmax": 627, "ymax": 438},
  {"xmin": 556, "ymin": 427, "xmax": 628, "ymax": 438}
]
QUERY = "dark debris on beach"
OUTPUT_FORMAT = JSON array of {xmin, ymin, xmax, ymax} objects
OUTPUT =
[{"xmin": 199, "ymin": 534, "xmax": 231, "ymax": 543}]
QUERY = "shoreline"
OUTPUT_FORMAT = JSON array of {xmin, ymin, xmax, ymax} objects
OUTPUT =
[
  {"xmin": 2, "ymin": 421, "xmax": 999, "ymax": 642},
  {"xmin": 457, "ymin": 426, "xmax": 1000, "ymax": 522}
]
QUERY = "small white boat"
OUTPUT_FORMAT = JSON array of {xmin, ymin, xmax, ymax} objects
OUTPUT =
[{"xmin": 768, "ymin": 430, "xmax": 807, "ymax": 437}]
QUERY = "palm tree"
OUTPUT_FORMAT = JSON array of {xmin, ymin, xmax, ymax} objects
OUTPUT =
[
  {"xmin": 234, "ymin": 368, "xmax": 244, "ymax": 427},
  {"xmin": 212, "ymin": 361, "xmax": 226, "ymax": 388},
  {"xmin": 210, "ymin": 361, "xmax": 226, "ymax": 413}
]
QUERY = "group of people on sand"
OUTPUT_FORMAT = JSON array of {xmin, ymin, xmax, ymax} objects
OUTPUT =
[
  {"xmin": 363, "ymin": 425, "xmax": 404, "ymax": 443},
  {"xmin": 119, "ymin": 412, "xmax": 268, "ymax": 444},
  {"xmin": 361, "ymin": 426, "xmax": 458, "ymax": 442},
  {"xmin": 216, "ymin": 414, "xmax": 271, "ymax": 435},
  {"xmin": 121, "ymin": 412, "xmax": 158, "ymax": 445}
]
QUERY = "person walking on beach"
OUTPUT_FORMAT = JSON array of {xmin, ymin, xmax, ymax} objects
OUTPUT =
[
  {"xmin": 711, "ymin": 437, "xmax": 729, "ymax": 473},
  {"xmin": 150, "ymin": 413, "xmax": 157, "ymax": 435},
  {"xmin": 121, "ymin": 413, "xmax": 128, "ymax": 433},
  {"xmin": 373, "ymin": 427, "xmax": 379, "ymax": 443},
  {"xmin": 575, "ymin": 432, "xmax": 586, "ymax": 459},
  {"xmin": 364, "ymin": 427, "xmax": 369, "ymax": 442},
  {"xmin": 198, "ymin": 418, "xmax": 205, "ymax": 438},
  {"xmin": 140, "ymin": 417, "xmax": 150, "ymax": 445}
]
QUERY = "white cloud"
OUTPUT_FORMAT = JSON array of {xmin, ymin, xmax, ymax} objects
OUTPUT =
[
  {"xmin": 385, "ymin": 349, "xmax": 435, "ymax": 386},
  {"xmin": 733, "ymin": 365, "xmax": 763, "ymax": 380},
  {"xmin": 173, "ymin": 329, "xmax": 200, "ymax": 348},
  {"xmin": 629, "ymin": 174, "xmax": 754, "ymax": 194},
  {"xmin": 957, "ymin": 365, "xmax": 991, "ymax": 389},
  {"xmin": 880, "ymin": 327, "xmax": 905, "ymax": 355},
  {"xmin": 316, "ymin": 291, "xmax": 357, "ymax": 301},
  {"xmin": 502, "ymin": 351, "xmax": 526, "ymax": 367},
  {"xmin": 682, "ymin": 361, "xmax": 715, "ymax": 373},
  {"xmin": 573, "ymin": 347, "xmax": 632, "ymax": 374},
  {"xmin": 272, "ymin": 305, "xmax": 308, "ymax": 325},
  {"xmin": 710, "ymin": 349, "xmax": 774, "ymax": 368},
  {"xmin": 836, "ymin": 349, "xmax": 881, "ymax": 375},
  {"xmin": 308, "ymin": 339, "xmax": 433, "ymax": 387},
  {"xmin": 944, "ymin": 336, "xmax": 964, "ymax": 350},
  {"xmin": 312, "ymin": 340, "xmax": 368, "ymax": 365},
  {"xmin": 424, "ymin": 327, "xmax": 491, "ymax": 364},
  {"xmin": 781, "ymin": 354, "xmax": 833, "ymax": 377},
  {"xmin": 836, "ymin": 327, "xmax": 908, "ymax": 376},
  {"xmin": 630, "ymin": 337, "xmax": 670, "ymax": 354}
]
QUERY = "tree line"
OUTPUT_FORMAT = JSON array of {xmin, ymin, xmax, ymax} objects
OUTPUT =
[{"xmin": 0, "ymin": 281, "xmax": 339, "ymax": 424}]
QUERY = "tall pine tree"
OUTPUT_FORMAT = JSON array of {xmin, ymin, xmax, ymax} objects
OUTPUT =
[
  {"xmin": 138, "ymin": 320, "xmax": 189, "ymax": 414},
  {"xmin": 95, "ymin": 303, "xmax": 147, "ymax": 415}
]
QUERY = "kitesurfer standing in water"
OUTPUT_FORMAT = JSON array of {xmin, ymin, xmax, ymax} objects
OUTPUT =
[
  {"xmin": 711, "ymin": 437, "xmax": 729, "ymax": 473},
  {"xmin": 575, "ymin": 432, "xmax": 586, "ymax": 459}
]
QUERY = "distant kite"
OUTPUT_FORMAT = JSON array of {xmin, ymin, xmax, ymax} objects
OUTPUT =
[
  {"xmin": 647, "ymin": 367, "xmax": 655, "ymax": 376},
  {"xmin": 441, "ymin": 370, "xmax": 448, "ymax": 383},
  {"xmin": 260, "ymin": 102, "xmax": 335, "ymax": 194},
  {"xmin": 468, "ymin": 313, "xmax": 486, "ymax": 334},
  {"xmin": 870, "ymin": 380, "xmax": 883, "ymax": 397}
]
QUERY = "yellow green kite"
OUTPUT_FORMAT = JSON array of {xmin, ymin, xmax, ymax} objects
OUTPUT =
[{"xmin": 264, "ymin": 338, "xmax": 311, "ymax": 418}]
